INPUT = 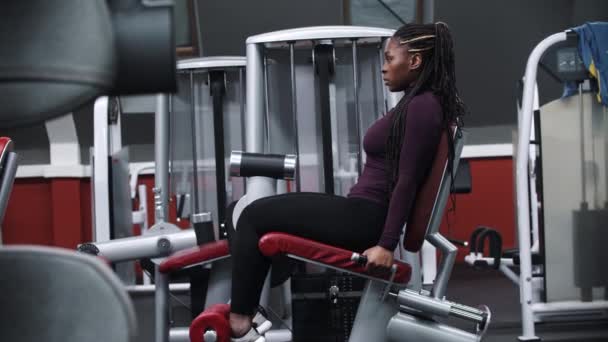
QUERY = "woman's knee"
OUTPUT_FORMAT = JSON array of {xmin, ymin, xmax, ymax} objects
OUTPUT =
[{"xmin": 236, "ymin": 201, "xmax": 265, "ymax": 232}]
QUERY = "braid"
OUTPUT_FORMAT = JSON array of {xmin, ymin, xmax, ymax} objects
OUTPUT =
[{"xmin": 385, "ymin": 22, "xmax": 466, "ymax": 200}]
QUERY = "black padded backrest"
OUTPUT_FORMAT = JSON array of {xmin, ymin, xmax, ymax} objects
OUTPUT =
[
  {"xmin": 0, "ymin": 246, "xmax": 137, "ymax": 342},
  {"xmin": 452, "ymin": 158, "xmax": 472, "ymax": 194}
]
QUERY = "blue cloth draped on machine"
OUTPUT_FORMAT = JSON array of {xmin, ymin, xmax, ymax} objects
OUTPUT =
[{"xmin": 564, "ymin": 22, "xmax": 608, "ymax": 106}]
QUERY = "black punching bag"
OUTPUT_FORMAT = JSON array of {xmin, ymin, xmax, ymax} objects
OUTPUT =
[
  {"xmin": 0, "ymin": 0, "xmax": 115, "ymax": 128},
  {"xmin": 0, "ymin": 0, "xmax": 177, "ymax": 129}
]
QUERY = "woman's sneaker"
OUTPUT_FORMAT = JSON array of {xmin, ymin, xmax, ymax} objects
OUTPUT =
[
  {"xmin": 252, "ymin": 306, "xmax": 272, "ymax": 335},
  {"xmin": 230, "ymin": 328, "xmax": 265, "ymax": 342}
]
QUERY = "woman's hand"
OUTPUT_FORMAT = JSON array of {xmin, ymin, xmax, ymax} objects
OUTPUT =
[{"xmin": 362, "ymin": 245, "xmax": 394, "ymax": 274}]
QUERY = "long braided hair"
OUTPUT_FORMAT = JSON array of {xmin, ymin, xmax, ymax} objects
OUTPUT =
[{"xmin": 385, "ymin": 22, "xmax": 465, "ymax": 197}]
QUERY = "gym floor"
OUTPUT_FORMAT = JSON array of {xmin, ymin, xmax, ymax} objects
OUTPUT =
[
  {"xmin": 447, "ymin": 265, "xmax": 608, "ymax": 341},
  {"xmin": 133, "ymin": 263, "xmax": 608, "ymax": 341}
]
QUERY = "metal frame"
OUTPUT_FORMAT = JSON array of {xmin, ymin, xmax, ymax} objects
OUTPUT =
[
  {"xmin": 0, "ymin": 140, "xmax": 18, "ymax": 244},
  {"xmin": 45, "ymin": 113, "xmax": 81, "ymax": 168},
  {"xmin": 242, "ymin": 26, "xmax": 399, "ymax": 342},
  {"xmin": 426, "ymin": 129, "xmax": 465, "ymax": 299},
  {"xmin": 516, "ymin": 30, "xmax": 608, "ymax": 341},
  {"xmin": 245, "ymin": 26, "xmax": 395, "ymax": 196},
  {"xmin": 177, "ymin": 56, "xmax": 246, "ymax": 70},
  {"xmin": 92, "ymin": 97, "xmax": 112, "ymax": 242},
  {"xmin": 155, "ymin": 94, "xmax": 171, "ymax": 222},
  {"xmin": 247, "ymin": 26, "xmax": 395, "ymax": 46},
  {"xmin": 240, "ymin": 25, "xmax": 486, "ymax": 342},
  {"xmin": 158, "ymin": 58, "xmax": 247, "ymax": 342},
  {"xmin": 174, "ymin": 56, "xmax": 247, "ymax": 240},
  {"xmin": 85, "ymin": 57, "xmax": 248, "ymax": 342},
  {"xmin": 92, "ymin": 96, "xmax": 128, "ymax": 243}
]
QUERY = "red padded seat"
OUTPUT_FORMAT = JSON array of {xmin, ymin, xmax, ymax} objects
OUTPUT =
[
  {"xmin": 259, "ymin": 232, "xmax": 411, "ymax": 285},
  {"xmin": 159, "ymin": 240, "xmax": 230, "ymax": 274}
]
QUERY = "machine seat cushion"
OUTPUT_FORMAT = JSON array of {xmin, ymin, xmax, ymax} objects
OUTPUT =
[
  {"xmin": 159, "ymin": 240, "xmax": 230, "ymax": 274},
  {"xmin": 259, "ymin": 232, "xmax": 411, "ymax": 285}
]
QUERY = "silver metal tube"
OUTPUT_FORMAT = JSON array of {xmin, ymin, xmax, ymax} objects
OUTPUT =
[
  {"xmin": 246, "ymin": 43, "xmax": 265, "ymax": 154},
  {"xmin": 378, "ymin": 42, "xmax": 388, "ymax": 114},
  {"xmin": 243, "ymin": 43, "xmax": 279, "ymax": 215},
  {"xmin": 204, "ymin": 258, "xmax": 233, "ymax": 310},
  {"xmin": 189, "ymin": 72, "xmax": 201, "ymax": 212},
  {"xmin": 450, "ymin": 302, "xmax": 485, "ymax": 316},
  {"xmin": 169, "ymin": 327, "xmax": 190, "ymax": 342},
  {"xmin": 126, "ymin": 283, "xmax": 190, "ymax": 294},
  {"xmin": 284, "ymin": 154, "xmax": 297, "ymax": 180},
  {"xmin": 0, "ymin": 152, "xmax": 18, "ymax": 223},
  {"xmin": 82, "ymin": 229, "xmax": 198, "ymax": 262},
  {"xmin": 402, "ymin": 250, "xmax": 421, "ymax": 291},
  {"xmin": 191, "ymin": 212, "xmax": 212, "ymax": 224},
  {"xmin": 387, "ymin": 312, "xmax": 480, "ymax": 342},
  {"xmin": 239, "ymin": 68, "xmax": 246, "ymax": 150},
  {"xmin": 516, "ymin": 32, "xmax": 567, "ymax": 341},
  {"xmin": 428, "ymin": 233, "xmax": 457, "ymax": 299},
  {"xmin": 531, "ymin": 300, "xmax": 608, "ymax": 313},
  {"xmin": 155, "ymin": 94, "xmax": 170, "ymax": 222},
  {"xmin": 263, "ymin": 55, "xmax": 271, "ymax": 152},
  {"xmin": 93, "ymin": 97, "xmax": 111, "ymax": 242},
  {"xmin": 397, "ymin": 289, "xmax": 485, "ymax": 324},
  {"xmin": 352, "ymin": 39, "xmax": 363, "ymax": 175},
  {"xmin": 155, "ymin": 266, "xmax": 169, "ymax": 342},
  {"xmin": 239, "ymin": 68, "xmax": 247, "ymax": 194},
  {"xmin": 202, "ymin": 331, "xmax": 218, "ymax": 342},
  {"xmin": 449, "ymin": 307, "xmax": 484, "ymax": 323},
  {"xmin": 422, "ymin": 0, "xmax": 435, "ymax": 23},
  {"xmin": 579, "ymin": 83, "xmax": 586, "ymax": 202},
  {"xmin": 192, "ymin": 0, "xmax": 204, "ymax": 56},
  {"xmin": 499, "ymin": 264, "xmax": 520, "ymax": 286},
  {"xmin": 230, "ymin": 151, "xmax": 243, "ymax": 177},
  {"xmin": 349, "ymin": 281, "xmax": 398, "ymax": 341},
  {"xmin": 397, "ymin": 289, "xmax": 452, "ymax": 318},
  {"xmin": 290, "ymin": 42, "xmax": 302, "ymax": 192}
]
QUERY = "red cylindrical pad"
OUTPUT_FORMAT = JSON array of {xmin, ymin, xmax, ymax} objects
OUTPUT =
[{"xmin": 189, "ymin": 304, "xmax": 231, "ymax": 342}]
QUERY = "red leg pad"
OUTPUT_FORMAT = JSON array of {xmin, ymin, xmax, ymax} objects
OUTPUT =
[{"xmin": 189, "ymin": 304, "xmax": 231, "ymax": 342}]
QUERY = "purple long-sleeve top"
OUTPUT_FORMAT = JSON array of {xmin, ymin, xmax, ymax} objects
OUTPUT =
[{"xmin": 347, "ymin": 91, "xmax": 442, "ymax": 251}]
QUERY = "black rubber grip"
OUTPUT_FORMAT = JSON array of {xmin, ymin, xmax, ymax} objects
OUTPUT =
[
  {"xmin": 353, "ymin": 254, "xmax": 368, "ymax": 265},
  {"xmin": 210, "ymin": 70, "xmax": 228, "ymax": 226},
  {"xmin": 77, "ymin": 243, "xmax": 100, "ymax": 256},
  {"xmin": 476, "ymin": 229, "xmax": 502, "ymax": 270},
  {"xmin": 314, "ymin": 44, "xmax": 335, "ymax": 195},
  {"xmin": 448, "ymin": 238, "xmax": 468, "ymax": 248},
  {"xmin": 194, "ymin": 221, "xmax": 215, "ymax": 246},
  {"xmin": 235, "ymin": 152, "xmax": 295, "ymax": 179},
  {"xmin": 469, "ymin": 226, "xmax": 489, "ymax": 254}
]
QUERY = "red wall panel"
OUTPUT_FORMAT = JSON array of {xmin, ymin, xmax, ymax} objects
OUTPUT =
[
  {"xmin": 3, "ymin": 178, "xmax": 54, "ymax": 245},
  {"xmin": 80, "ymin": 179, "xmax": 93, "ymax": 242},
  {"xmin": 439, "ymin": 157, "xmax": 516, "ymax": 261},
  {"xmin": 50, "ymin": 179, "xmax": 84, "ymax": 249}
]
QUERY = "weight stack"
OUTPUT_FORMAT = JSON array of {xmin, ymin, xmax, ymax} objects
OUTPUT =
[
  {"xmin": 291, "ymin": 272, "xmax": 366, "ymax": 342},
  {"xmin": 572, "ymin": 207, "xmax": 608, "ymax": 301}
]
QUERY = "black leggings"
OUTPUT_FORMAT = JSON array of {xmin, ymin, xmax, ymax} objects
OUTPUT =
[{"xmin": 227, "ymin": 192, "xmax": 388, "ymax": 315}]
